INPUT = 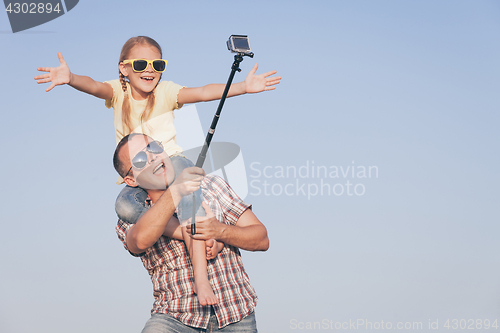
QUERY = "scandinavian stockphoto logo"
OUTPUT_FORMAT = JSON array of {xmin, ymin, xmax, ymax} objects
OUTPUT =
[
  {"xmin": 249, "ymin": 160, "xmax": 379, "ymax": 199},
  {"xmin": 4, "ymin": 0, "xmax": 78, "ymax": 33}
]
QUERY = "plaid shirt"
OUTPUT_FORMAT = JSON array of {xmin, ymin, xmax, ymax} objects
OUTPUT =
[{"xmin": 116, "ymin": 175, "xmax": 258, "ymax": 329}]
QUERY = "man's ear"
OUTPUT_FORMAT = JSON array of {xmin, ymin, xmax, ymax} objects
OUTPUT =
[
  {"xmin": 119, "ymin": 62, "xmax": 129, "ymax": 77},
  {"xmin": 123, "ymin": 175, "xmax": 138, "ymax": 187}
]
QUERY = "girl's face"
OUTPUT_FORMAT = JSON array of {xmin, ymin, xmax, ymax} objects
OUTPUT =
[{"xmin": 120, "ymin": 44, "xmax": 162, "ymax": 100}]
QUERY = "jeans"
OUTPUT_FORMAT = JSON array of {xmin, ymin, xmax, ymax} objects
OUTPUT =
[
  {"xmin": 141, "ymin": 312, "xmax": 257, "ymax": 333},
  {"xmin": 115, "ymin": 155, "xmax": 205, "ymax": 224}
]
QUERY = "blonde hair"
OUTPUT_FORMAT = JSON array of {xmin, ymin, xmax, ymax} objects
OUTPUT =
[{"xmin": 118, "ymin": 36, "xmax": 162, "ymax": 136}]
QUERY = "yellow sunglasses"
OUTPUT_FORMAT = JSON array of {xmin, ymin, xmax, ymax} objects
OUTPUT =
[{"xmin": 122, "ymin": 59, "xmax": 168, "ymax": 73}]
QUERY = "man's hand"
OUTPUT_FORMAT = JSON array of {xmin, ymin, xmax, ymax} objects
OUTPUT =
[
  {"xmin": 189, "ymin": 202, "xmax": 269, "ymax": 252},
  {"xmin": 189, "ymin": 202, "xmax": 225, "ymax": 241},
  {"xmin": 35, "ymin": 52, "xmax": 72, "ymax": 92},
  {"xmin": 190, "ymin": 216, "xmax": 225, "ymax": 241},
  {"xmin": 186, "ymin": 202, "xmax": 223, "ymax": 241},
  {"xmin": 243, "ymin": 63, "xmax": 281, "ymax": 94},
  {"xmin": 171, "ymin": 167, "xmax": 205, "ymax": 197}
]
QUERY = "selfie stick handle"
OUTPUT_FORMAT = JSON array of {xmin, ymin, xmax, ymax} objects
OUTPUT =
[
  {"xmin": 195, "ymin": 52, "xmax": 253, "ymax": 168},
  {"xmin": 191, "ymin": 52, "xmax": 253, "ymax": 235}
]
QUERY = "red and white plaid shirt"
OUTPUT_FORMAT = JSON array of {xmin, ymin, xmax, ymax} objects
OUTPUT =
[{"xmin": 116, "ymin": 175, "xmax": 258, "ymax": 329}]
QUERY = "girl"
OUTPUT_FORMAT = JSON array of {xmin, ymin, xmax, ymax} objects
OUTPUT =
[{"xmin": 35, "ymin": 36, "xmax": 280, "ymax": 306}]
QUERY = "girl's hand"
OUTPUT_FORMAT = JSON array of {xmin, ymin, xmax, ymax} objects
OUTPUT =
[
  {"xmin": 35, "ymin": 52, "xmax": 72, "ymax": 92},
  {"xmin": 244, "ymin": 63, "xmax": 281, "ymax": 94}
]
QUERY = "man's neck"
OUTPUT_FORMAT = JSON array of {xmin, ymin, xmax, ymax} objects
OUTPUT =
[
  {"xmin": 144, "ymin": 185, "xmax": 182, "ymax": 213},
  {"xmin": 146, "ymin": 189, "xmax": 166, "ymax": 204}
]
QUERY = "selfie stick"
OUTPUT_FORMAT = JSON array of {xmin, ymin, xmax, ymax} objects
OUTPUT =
[{"xmin": 191, "ymin": 51, "xmax": 254, "ymax": 235}]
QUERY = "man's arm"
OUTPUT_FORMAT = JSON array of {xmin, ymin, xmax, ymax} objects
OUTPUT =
[
  {"xmin": 125, "ymin": 187, "xmax": 181, "ymax": 254},
  {"xmin": 162, "ymin": 216, "xmax": 183, "ymax": 240},
  {"xmin": 125, "ymin": 167, "xmax": 205, "ymax": 254},
  {"xmin": 189, "ymin": 207, "xmax": 269, "ymax": 252}
]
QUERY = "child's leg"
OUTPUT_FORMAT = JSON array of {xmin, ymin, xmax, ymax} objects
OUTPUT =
[
  {"xmin": 115, "ymin": 185, "xmax": 149, "ymax": 224},
  {"xmin": 170, "ymin": 155, "xmax": 206, "ymax": 223},
  {"xmin": 173, "ymin": 155, "xmax": 216, "ymax": 304},
  {"xmin": 182, "ymin": 227, "xmax": 218, "ymax": 306},
  {"xmin": 206, "ymin": 239, "xmax": 225, "ymax": 260}
]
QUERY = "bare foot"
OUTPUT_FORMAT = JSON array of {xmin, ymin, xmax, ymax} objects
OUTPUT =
[
  {"xmin": 194, "ymin": 280, "xmax": 219, "ymax": 306},
  {"xmin": 206, "ymin": 239, "xmax": 225, "ymax": 260}
]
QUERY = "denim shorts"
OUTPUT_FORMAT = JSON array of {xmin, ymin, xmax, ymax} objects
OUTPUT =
[{"xmin": 141, "ymin": 311, "xmax": 257, "ymax": 333}]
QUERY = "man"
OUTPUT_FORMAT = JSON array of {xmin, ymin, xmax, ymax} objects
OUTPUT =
[{"xmin": 113, "ymin": 133, "xmax": 269, "ymax": 332}]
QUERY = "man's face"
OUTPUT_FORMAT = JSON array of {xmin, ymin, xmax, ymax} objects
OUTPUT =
[{"xmin": 122, "ymin": 135, "xmax": 175, "ymax": 190}]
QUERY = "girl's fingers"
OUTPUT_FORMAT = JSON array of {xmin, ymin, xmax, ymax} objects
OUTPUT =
[
  {"xmin": 57, "ymin": 52, "xmax": 66, "ymax": 65},
  {"xmin": 262, "ymin": 70, "xmax": 278, "ymax": 77},
  {"xmin": 36, "ymin": 78, "xmax": 52, "ymax": 84},
  {"xmin": 266, "ymin": 79, "xmax": 281, "ymax": 86},
  {"xmin": 46, "ymin": 83, "xmax": 56, "ymax": 92},
  {"xmin": 34, "ymin": 73, "xmax": 50, "ymax": 80},
  {"xmin": 37, "ymin": 67, "xmax": 52, "ymax": 72},
  {"xmin": 248, "ymin": 63, "xmax": 259, "ymax": 75}
]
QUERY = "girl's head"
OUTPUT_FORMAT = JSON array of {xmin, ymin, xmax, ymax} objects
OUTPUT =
[
  {"xmin": 119, "ymin": 36, "xmax": 162, "ymax": 62},
  {"xmin": 118, "ymin": 36, "xmax": 164, "ymax": 99},
  {"xmin": 118, "ymin": 36, "xmax": 164, "ymax": 135}
]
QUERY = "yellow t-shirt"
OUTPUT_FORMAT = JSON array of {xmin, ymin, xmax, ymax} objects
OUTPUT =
[{"xmin": 105, "ymin": 79, "xmax": 185, "ymax": 183}]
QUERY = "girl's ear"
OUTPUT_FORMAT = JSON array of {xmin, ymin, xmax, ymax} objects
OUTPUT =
[{"xmin": 119, "ymin": 62, "xmax": 129, "ymax": 77}]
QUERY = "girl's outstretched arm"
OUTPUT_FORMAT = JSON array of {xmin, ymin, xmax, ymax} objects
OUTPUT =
[
  {"xmin": 177, "ymin": 63, "xmax": 281, "ymax": 104},
  {"xmin": 35, "ymin": 52, "xmax": 113, "ymax": 100}
]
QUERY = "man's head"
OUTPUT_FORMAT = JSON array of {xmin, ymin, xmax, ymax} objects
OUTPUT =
[{"xmin": 113, "ymin": 133, "xmax": 175, "ymax": 190}]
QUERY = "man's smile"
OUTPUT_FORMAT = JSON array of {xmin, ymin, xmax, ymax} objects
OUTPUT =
[{"xmin": 153, "ymin": 161, "xmax": 165, "ymax": 174}]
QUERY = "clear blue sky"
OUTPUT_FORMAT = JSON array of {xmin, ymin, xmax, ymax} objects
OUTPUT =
[{"xmin": 1, "ymin": 1, "xmax": 499, "ymax": 332}]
